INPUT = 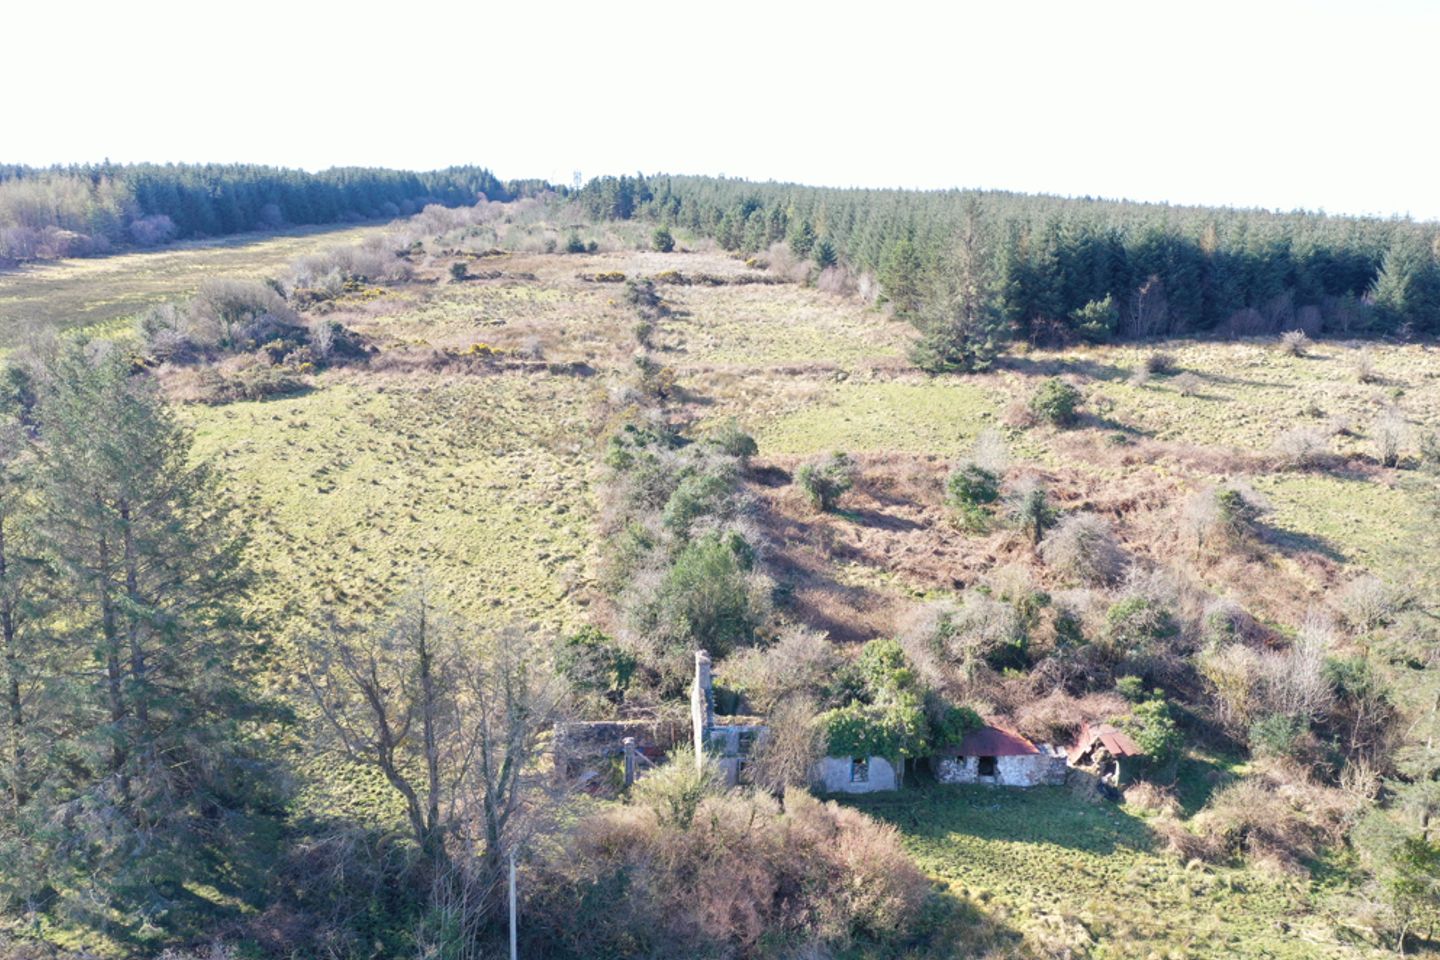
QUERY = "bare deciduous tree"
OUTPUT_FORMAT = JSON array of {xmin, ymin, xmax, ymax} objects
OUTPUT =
[
  {"xmin": 304, "ymin": 592, "xmax": 567, "ymax": 926},
  {"xmin": 749, "ymin": 696, "xmax": 825, "ymax": 795}
]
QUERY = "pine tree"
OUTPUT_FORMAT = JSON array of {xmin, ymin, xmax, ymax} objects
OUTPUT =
[
  {"xmin": 880, "ymin": 236, "xmax": 924, "ymax": 317},
  {"xmin": 1372, "ymin": 232, "xmax": 1440, "ymax": 334},
  {"xmin": 911, "ymin": 200, "xmax": 1009, "ymax": 373},
  {"xmin": 788, "ymin": 219, "xmax": 816, "ymax": 258},
  {"xmin": 32, "ymin": 341, "xmax": 277, "ymax": 916},
  {"xmin": 0, "ymin": 415, "xmax": 44, "ymax": 818}
]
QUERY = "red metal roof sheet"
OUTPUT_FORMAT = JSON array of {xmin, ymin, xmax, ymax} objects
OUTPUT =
[
  {"xmin": 1071, "ymin": 722, "xmax": 1143, "ymax": 759},
  {"xmin": 950, "ymin": 725, "xmax": 1040, "ymax": 757}
]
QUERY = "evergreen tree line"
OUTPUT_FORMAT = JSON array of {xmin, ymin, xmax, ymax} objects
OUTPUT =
[
  {"xmin": 0, "ymin": 163, "xmax": 550, "ymax": 260},
  {"xmin": 576, "ymin": 174, "xmax": 1440, "ymax": 344}
]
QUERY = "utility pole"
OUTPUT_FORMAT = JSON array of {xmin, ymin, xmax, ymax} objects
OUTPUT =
[{"xmin": 509, "ymin": 848, "xmax": 518, "ymax": 960}]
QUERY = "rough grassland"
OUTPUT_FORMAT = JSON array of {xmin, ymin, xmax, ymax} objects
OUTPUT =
[
  {"xmin": 14, "ymin": 235, "xmax": 1436, "ymax": 959},
  {"xmin": 0, "ymin": 222, "xmax": 386, "ymax": 344},
  {"xmin": 853, "ymin": 785, "xmax": 1373, "ymax": 960}
]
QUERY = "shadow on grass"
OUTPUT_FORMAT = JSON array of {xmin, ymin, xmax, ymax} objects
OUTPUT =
[
  {"xmin": 1076, "ymin": 412, "xmax": 1153, "ymax": 438},
  {"xmin": 1260, "ymin": 521, "xmax": 1346, "ymax": 563},
  {"xmin": 841, "ymin": 780, "xmax": 1155, "ymax": 857},
  {"xmin": 1173, "ymin": 751, "xmax": 1242, "ymax": 817},
  {"xmin": 999, "ymin": 353, "xmax": 1132, "ymax": 382},
  {"xmin": 836, "ymin": 506, "xmax": 925, "ymax": 532}
]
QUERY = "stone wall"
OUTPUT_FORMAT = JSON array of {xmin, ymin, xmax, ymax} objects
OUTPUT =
[
  {"xmin": 934, "ymin": 750, "xmax": 1067, "ymax": 788},
  {"xmin": 813, "ymin": 755, "xmax": 899, "ymax": 793}
]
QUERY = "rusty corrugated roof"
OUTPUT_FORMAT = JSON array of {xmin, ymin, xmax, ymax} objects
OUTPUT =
[
  {"xmin": 943, "ymin": 725, "xmax": 1040, "ymax": 757},
  {"xmin": 1070, "ymin": 722, "xmax": 1143, "ymax": 760}
]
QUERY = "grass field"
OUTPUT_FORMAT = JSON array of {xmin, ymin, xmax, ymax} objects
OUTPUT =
[
  {"xmin": 0, "ymin": 221, "xmax": 387, "ymax": 345},
  {"xmin": 12, "ymin": 228, "xmax": 1439, "ymax": 959},
  {"xmin": 851, "ymin": 784, "xmax": 1381, "ymax": 960},
  {"xmin": 186, "ymin": 373, "xmax": 595, "ymax": 647}
]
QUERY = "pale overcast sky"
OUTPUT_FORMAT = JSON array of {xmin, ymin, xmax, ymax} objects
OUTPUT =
[{"xmin": 7, "ymin": 0, "xmax": 1438, "ymax": 220}]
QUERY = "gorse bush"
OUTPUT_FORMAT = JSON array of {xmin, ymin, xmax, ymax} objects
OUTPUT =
[
  {"xmin": 704, "ymin": 418, "xmax": 758, "ymax": 461},
  {"xmin": 1184, "ymin": 482, "xmax": 1269, "ymax": 553},
  {"xmin": 1027, "ymin": 377, "xmax": 1082, "ymax": 427},
  {"xmin": 945, "ymin": 462, "xmax": 1000, "ymax": 531},
  {"xmin": 635, "ymin": 531, "xmax": 766, "ymax": 666},
  {"xmin": 797, "ymin": 451, "xmax": 855, "ymax": 511},
  {"xmin": 1123, "ymin": 696, "xmax": 1183, "ymax": 773},
  {"xmin": 1006, "ymin": 475, "xmax": 1056, "ymax": 545}
]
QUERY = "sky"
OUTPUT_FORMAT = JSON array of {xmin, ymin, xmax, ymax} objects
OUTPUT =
[{"xmin": 7, "ymin": 0, "xmax": 1438, "ymax": 220}]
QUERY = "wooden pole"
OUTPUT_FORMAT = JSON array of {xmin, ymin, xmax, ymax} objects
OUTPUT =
[{"xmin": 509, "ymin": 848, "xmax": 518, "ymax": 960}]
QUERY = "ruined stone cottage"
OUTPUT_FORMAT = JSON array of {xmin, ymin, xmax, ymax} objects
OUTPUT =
[
  {"xmin": 691, "ymin": 650, "xmax": 766, "ymax": 785},
  {"xmin": 932, "ymin": 725, "xmax": 1068, "ymax": 787}
]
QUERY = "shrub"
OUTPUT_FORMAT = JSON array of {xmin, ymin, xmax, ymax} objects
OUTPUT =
[
  {"xmin": 632, "ymin": 352, "xmax": 677, "ymax": 399},
  {"xmin": 1143, "ymin": 351, "xmax": 1178, "ymax": 375},
  {"xmin": 1105, "ymin": 592, "xmax": 1179, "ymax": 664},
  {"xmin": 640, "ymin": 532, "xmax": 764, "ymax": 661},
  {"xmin": 971, "ymin": 427, "xmax": 1010, "ymax": 474},
  {"xmin": 1248, "ymin": 713, "xmax": 1308, "ymax": 760},
  {"xmin": 1189, "ymin": 489, "xmax": 1262, "ymax": 553},
  {"xmin": 1353, "ymin": 347, "xmax": 1380, "ymax": 383},
  {"xmin": 448, "ymin": 260, "xmax": 468, "ymax": 282},
  {"xmin": 1116, "ymin": 675, "xmax": 1146, "ymax": 702},
  {"xmin": 1122, "ymin": 697, "xmax": 1183, "ymax": 772},
  {"xmin": 796, "ymin": 452, "xmax": 855, "ymax": 512},
  {"xmin": 931, "ymin": 704, "xmax": 984, "ymax": 748},
  {"xmin": 1279, "ymin": 329, "xmax": 1311, "ymax": 356},
  {"xmin": 1339, "ymin": 575, "xmax": 1406, "ymax": 634},
  {"xmin": 722, "ymin": 627, "xmax": 842, "ymax": 713},
  {"xmin": 1005, "ymin": 475, "xmax": 1056, "ymax": 546},
  {"xmin": 1371, "ymin": 407, "xmax": 1407, "ymax": 468},
  {"xmin": 944, "ymin": 461, "xmax": 1000, "ymax": 530},
  {"xmin": 661, "ymin": 462, "xmax": 742, "ymax": 538},
  {"xmin": 1418, "ymin": 429, "xmax": 1440, "ymax": 471},
  {"xmin": 525, "ymin": 787, "xmax": 931, "ymax": 958},
  {"xmin": 704, "ymin": 418, "xmax": 758, "ymax": 461},
  {"xmin": 900, "ymin": 596, "xmax": 1027, "ymax": 687},
  {"xmin": 555, "ymin": 626, "xmax": 636, "ymax": 700},
  {"xmin": 749, "ymin": 696, "xmax": 825, "ymax": 793},
  {"xmin": 187, "ymin": 356, "xmax": 308, "ymax": 404},
  {"xmin": 623, "ymin": 278, "xmax": 667, "ymax": 318},
  {"xmin": 1027, "ymin": 377, "xmax": 1082, "ymax": 427},
  {"xmin": 817, "ymin": 698, "xmax": 928, "ymax": 761},
  {"xmin": 652, "ymin": 225, "xmax": 675, "ymax": 253},
  {"xmin": 1173, "ymin": 371, "xmax": 1202, "ymax": 397},
  {"xmin": 564, "ymin": 232, "xmax": 586, "ymax": 254},
  {"xmin": 856, "ymin": 637, "xmax": 916, "ymax": 697},
  {"xmin": 1040, "ymin": 512, "xmax": 1126, "ymax": 585},
  {"xmin": 1271, "ymin": 427, "xmax": 1330, "ymax": 469}
]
